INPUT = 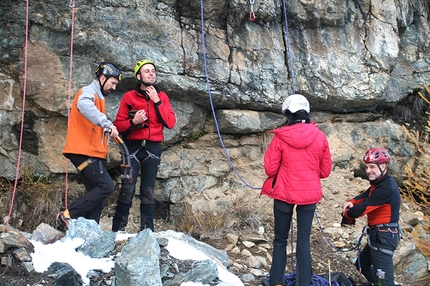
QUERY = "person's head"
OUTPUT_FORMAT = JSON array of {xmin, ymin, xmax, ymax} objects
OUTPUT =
[
  {"xmin": 281, "ymin": 94, "xmax": 310, "ymax": 124},
  {"xmin": 95, "ymin": 62, "xmax": 122, "ymax": 96},
  {"xmin": 363, "ymin": 147, "xmax": 390, "ymax": 181},
  {"xmin": 134, "ymin": 59, "xmax": 157, "ymax": 87}
]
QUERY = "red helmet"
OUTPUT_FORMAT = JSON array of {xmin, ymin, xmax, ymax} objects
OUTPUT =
[{"xmin": 363, "ymin": 148, "xmax": 390, "ymax": 164}]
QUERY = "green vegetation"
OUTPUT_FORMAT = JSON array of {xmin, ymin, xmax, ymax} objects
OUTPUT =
[{"xmin": 183, "ymin": 129, "xmax": 208, "ymax": 143}]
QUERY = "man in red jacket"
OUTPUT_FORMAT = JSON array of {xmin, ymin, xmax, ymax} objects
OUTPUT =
[
  {"xmin": 261, "ymin": 94, "xmax": 332, "ymax": 286},
  {"xmin": 112, "ymin": 59, "xmax": 176, "ymax": 232},
  {"xmin": 342, "ymin": 148, "xmax": 401, "ymax": 286}
]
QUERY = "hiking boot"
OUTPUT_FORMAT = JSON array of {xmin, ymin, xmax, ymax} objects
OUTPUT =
[{"xmin": 57, "ymin": 211, "xmax": 70, "ymax": 231}]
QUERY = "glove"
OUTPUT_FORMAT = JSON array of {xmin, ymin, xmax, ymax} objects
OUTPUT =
[
  {"xmin": 128, "ymin": 110, "xmax": 137, "ymax": 119},
  {"xmin": 341, "ymin": 212, "xmax": 356, "ymax": 226}
]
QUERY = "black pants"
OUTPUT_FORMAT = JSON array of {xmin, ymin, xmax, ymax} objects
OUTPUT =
[
  {"xmin": 67, "ymin": 154, "xmax": 115, "ymax": 223},
  {"xmin": 269, "ymin": 200, "xmax": 316, "ymax": 286},
  {"xmin": 356, "ymin": 226, "xmax": 399, "ymax": 285},
  {"xmin": 112, "ymin": 140, "xmax": 160, "ymax": 231}
]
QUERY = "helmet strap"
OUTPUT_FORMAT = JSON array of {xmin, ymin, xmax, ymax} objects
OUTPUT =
[
  {"xmin": 98, "ymin": 76, "xmax": 108, "ymax": 97},
  {"xmin": 377, "ymin": 164, "xmax": 387, "ymax": 180}
]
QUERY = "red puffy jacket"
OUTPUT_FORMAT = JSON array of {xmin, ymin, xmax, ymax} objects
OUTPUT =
[{"xmin": 261, "ymin": 122, "xmax": 332, "ymax": 205}]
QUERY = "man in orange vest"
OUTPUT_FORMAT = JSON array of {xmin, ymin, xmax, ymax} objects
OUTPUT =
[{"xmin": 58, "ymin": 62, "xmax": 123, "ymax": 230}]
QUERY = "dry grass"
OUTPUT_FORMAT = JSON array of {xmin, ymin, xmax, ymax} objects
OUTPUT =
[
  {"xmin": 0, "ymin": 171, "xmax": 84, "ymax": 232},
  {"xmin": 402, "ymin": 86, "xmax": 430, "ymax": 215},
  {"xmin": 174, "ymin": 200, "xmax": 266, "ymax": 240},
  {"xmin": 401, "ymin": 86, "xmax": 430, "ymax": 285}
]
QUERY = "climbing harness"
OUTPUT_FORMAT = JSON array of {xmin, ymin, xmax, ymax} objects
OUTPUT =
[
  {"xmin": 76, "ymin": 158, "xmax": 97, "ymax": 172},
  {"xmin": 366, "ymin": 224, "xmax": 401, "ymax": 256},
  {"xmin": 249, "ymin": 0, "xmax": 256, "ymax": 21},
  {"xmin": 129, "ymin": 146, "xmax": 160, "ymax": 166},
  {"xmin": 6, "ymin": 0, "xmax": 30, "ymax": 225}
]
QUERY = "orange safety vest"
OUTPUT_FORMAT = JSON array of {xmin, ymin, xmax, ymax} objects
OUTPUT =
[{"xmin": 63, "ymin": 88, "xmax": 109, "ymax": 159}]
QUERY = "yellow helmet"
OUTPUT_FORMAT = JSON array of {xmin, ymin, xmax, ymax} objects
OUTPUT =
[{"xmin": 134, "ymin": 59, "xmax": 157, "ymax": 79}]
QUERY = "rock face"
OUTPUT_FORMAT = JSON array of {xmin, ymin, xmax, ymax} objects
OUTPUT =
[{"xmin": 0, "ymin": 2, "xmax": 426, "ymax": 210}]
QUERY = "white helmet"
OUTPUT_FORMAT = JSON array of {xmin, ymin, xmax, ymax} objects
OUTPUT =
[{"xmin": 281, "ymin": 94, "xmax": 310, "ymax": 114}]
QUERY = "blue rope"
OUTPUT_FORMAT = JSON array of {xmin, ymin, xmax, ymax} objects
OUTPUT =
[
  {"xmin": 314, "ymin": 210, "xmax": 366, "ymax": 272},
  {"xmin": 263, "ymin": 272, "xmax": 338, "ymax": 286},
  {"xmin": 200, "ymin": 0, "xmax": 260, "ymax": 190},
  {"xmin": 314, "ymin": 210, "xmax": 365, "ymax": 253},
  {"xmin": 281, "ymin": 0, "xmax": 295, "ymax": 94}
]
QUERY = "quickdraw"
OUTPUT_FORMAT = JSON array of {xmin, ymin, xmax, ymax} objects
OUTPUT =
[{"xmin": 249, "ymin": 0, "xmax": 256, "ymax": 21}]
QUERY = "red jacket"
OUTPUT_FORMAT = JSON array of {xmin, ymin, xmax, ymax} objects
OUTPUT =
[
  {"xmin": 114, "ymin": 87, "xmax": 176, "ymax": 142},
  {"xmin": 261, "ymin": 122, "xmax": 332, "ymax": 205}
]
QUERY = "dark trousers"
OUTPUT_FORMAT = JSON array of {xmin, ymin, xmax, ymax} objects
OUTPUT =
[
  {"xmin": 112, "ymin": 140, "xmax": 160, "ymax": 231},
  {"xmin": 67, "ymin": 154, "xmax": 115, "ymax": 223},
  {"xmin": 356, "ymin": 227, "xmax": 399, "ymax": 285},
  {"xmin": 269, "ymin": 200, "xmax": 316, "ymax": 286}
]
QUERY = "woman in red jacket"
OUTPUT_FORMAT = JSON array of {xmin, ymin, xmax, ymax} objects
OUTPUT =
[{"xmin": 261, "ymin": 94, "xmax": 332, "ymax": 286}]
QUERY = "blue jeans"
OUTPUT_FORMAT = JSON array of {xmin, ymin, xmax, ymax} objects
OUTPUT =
[{"xmin": 269, "ymin": 200, "xmax": 316, "ymax": 286}]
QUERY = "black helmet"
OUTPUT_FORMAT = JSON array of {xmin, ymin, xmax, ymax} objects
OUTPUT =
[{"xmin": 95, "ymin": 62, "xmax": 123, "ymax": 81}]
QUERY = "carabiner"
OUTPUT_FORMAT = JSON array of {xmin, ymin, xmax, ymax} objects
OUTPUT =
[{"xmin": 249, "ymin": 11, "xmax": 256, "ymax": 21}]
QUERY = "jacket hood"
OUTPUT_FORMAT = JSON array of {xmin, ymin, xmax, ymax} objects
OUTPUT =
[{"xmin": 272, "ymin": 122, "xmax": 319, "ymax": 149}]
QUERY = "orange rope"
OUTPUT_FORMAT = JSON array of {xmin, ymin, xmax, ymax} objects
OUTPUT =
[
  {"xmin": 64, "ymin": 0, "xmax": 76, "ymax": 209},
  {"xmin": 6, "ymin": 0, "xmax": 30, "ymax": 225}
]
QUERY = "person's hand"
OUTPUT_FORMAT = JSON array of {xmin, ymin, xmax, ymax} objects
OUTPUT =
[
  {"xmin": 109, "ymin": 125, "xmax": 119, "ymax": 138},
  {"xmin": 342, "ymin": 201, "xmax": 353, "ymax": 212},
  {"xmin": 146, "ymin": 85, "xmax": 160, "ymax": 103},
  {"xmin": 132, "ymin": 110, "xmax": 148, "ymax": 125}
]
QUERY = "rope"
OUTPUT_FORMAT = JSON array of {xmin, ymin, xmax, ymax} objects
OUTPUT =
[
  {"xmin": 64, "ymin": 0, "xmax": 76, "ymax": 209},
  {"xmin": 200, "ymin": 0, "xmax": 260, "ymax": 190},
  {"xmin": 5, "ymin": 0, "xmax": 30, "ymax": 225},
  {"xmin": 314, "ymin": 209, "xmax": 367, "ymax": 275},
  {"xmin": 314, "ymin": 210, "xmax": 365, "ymax": 253},
  {"xmin": 263, "ymin": 272, "xmax": 336, "ymax": 286},
  {"xmin": 281, "ymin": 0, "xmax": 295, "ymax": 94}
]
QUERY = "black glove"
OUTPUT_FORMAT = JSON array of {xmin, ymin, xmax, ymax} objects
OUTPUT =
[
  {"xmin": 341, "ymin": 212, "xmax": 356, "ymax": 226},
  {"xmin": 128, "ymin": 110, "xmax": 137, "ymax": 119}
]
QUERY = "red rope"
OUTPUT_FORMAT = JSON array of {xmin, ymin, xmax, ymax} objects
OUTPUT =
[
  {"xmin": 6, "ymin": 0, "xmax": 30, "ymax": 225},
  {"xmin": 64, "ymin": 0, "xmax": 76, "ymax": 209}
]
